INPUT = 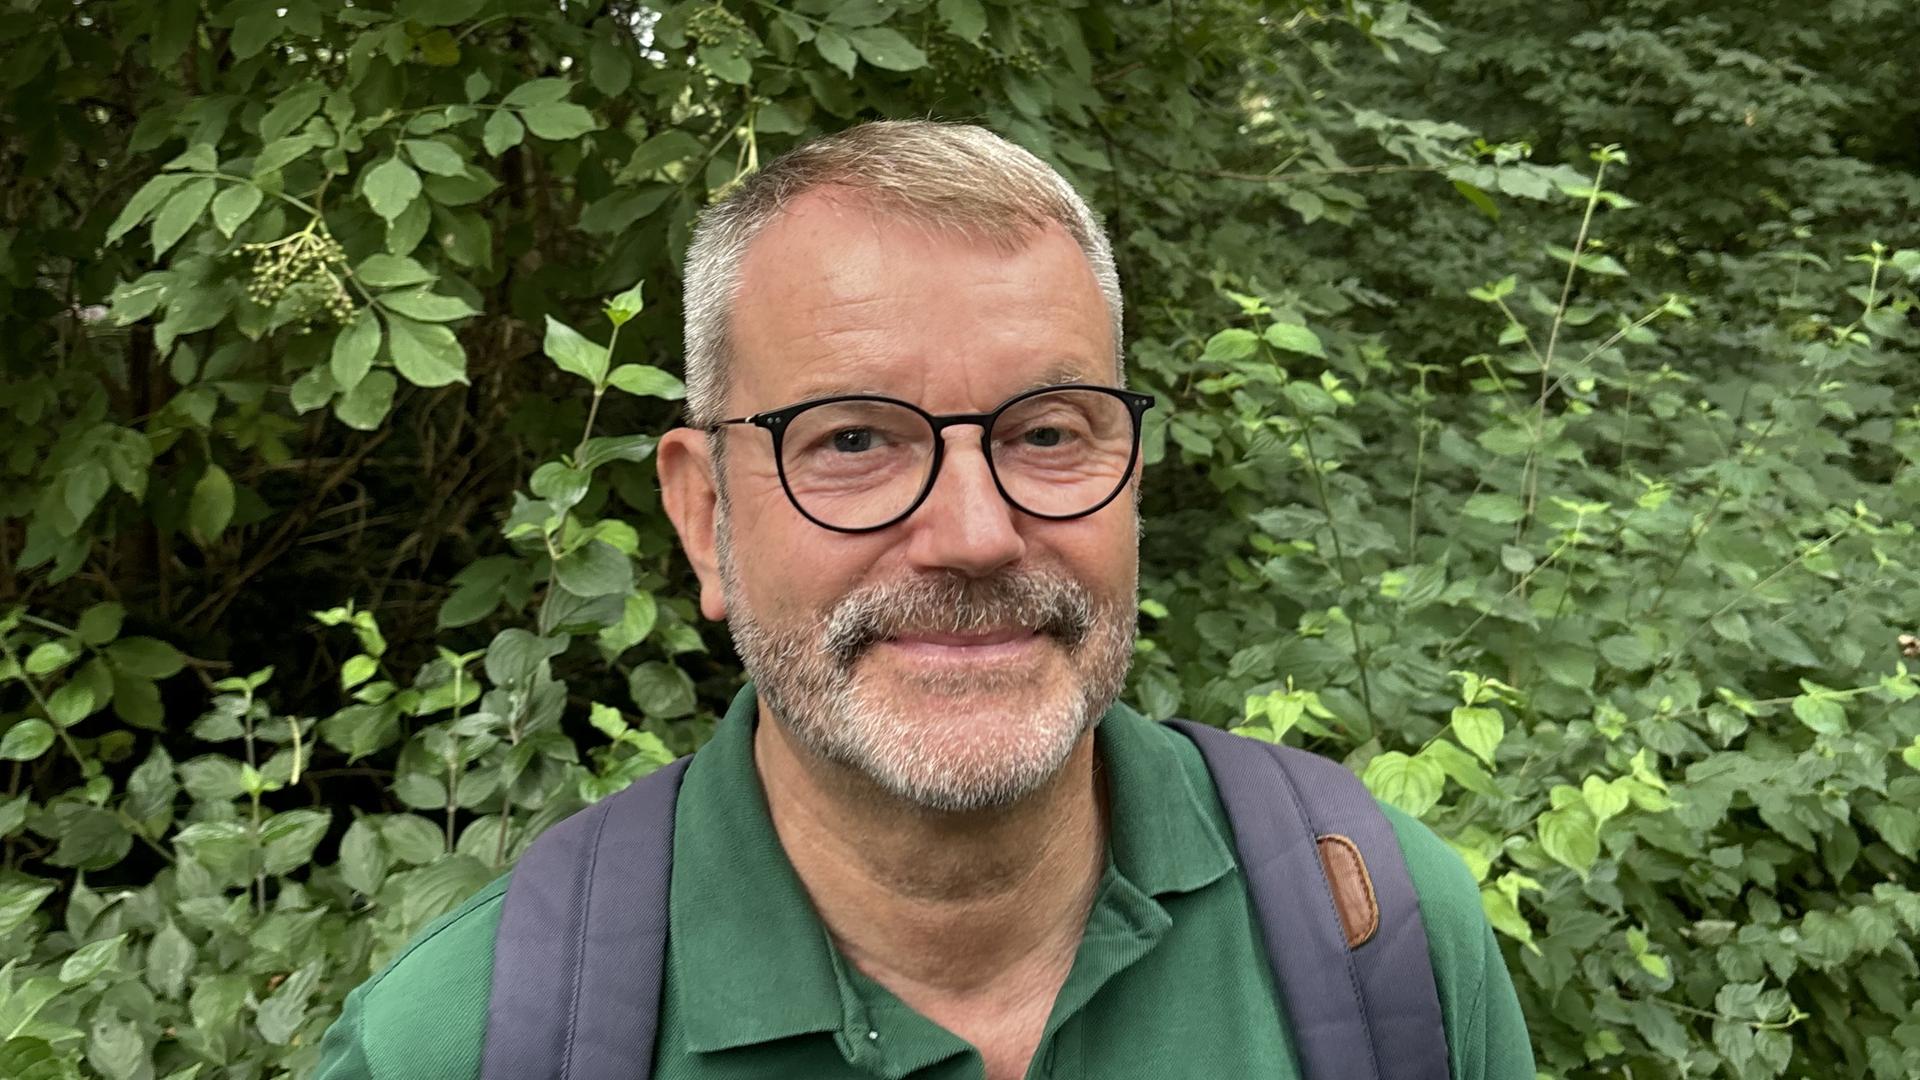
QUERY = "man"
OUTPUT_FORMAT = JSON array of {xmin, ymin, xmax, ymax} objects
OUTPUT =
[{"xmin": 316, "ymin": 120, "xmax": 1534, "ymax": 1080}]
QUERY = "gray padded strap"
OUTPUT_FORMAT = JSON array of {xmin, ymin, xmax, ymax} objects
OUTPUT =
[
  {"xmin": 481, "ymin": 756, "xmax": 691, "ymax": 1080},
  {"xmin": 1168, "ymin": 721, "xmax": 1449, "ymax": 1080}
]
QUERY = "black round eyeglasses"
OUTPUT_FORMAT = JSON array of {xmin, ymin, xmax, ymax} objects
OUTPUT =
[{"xmin": 705, "ymin": 384, "xmax": 1156, "ymax": 534}]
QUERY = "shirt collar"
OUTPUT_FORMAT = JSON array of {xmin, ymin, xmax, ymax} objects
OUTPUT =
[{"xmin": 667, "ymin": 684, "xmax": 1235, "ymax": 1055}]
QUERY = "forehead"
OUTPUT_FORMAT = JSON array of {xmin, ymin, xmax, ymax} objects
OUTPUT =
[{"xmin": 725, "ymin": 189, "xmax": 1114, "ymax": 408}]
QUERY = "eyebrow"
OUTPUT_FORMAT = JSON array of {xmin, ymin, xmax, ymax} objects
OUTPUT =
[{"xmin": 785, "ymin": 360, "xmax": 1105, "ymax": 405}]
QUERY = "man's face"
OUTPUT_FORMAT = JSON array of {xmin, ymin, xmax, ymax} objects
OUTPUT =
[{"xmin": 662, "ymin": 190, "xmax": 1138, "ymax": 812}]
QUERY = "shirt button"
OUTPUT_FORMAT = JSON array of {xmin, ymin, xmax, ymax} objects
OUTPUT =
[{"xmin": 867, "ymin": 1030, "xmax": 879, "ymax": 1041}]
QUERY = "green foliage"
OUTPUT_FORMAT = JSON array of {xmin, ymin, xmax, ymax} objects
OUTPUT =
[{"xmin": 2, "ymin": 0, "xmax": 1917, "ymax": 1077}]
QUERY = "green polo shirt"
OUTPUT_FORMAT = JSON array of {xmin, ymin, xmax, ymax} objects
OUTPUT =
[{"xmin": 316, "ymin": 686, "xmax": 1533, "ymax": 1080}]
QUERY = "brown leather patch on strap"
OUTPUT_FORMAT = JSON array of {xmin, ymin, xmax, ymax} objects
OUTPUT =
[{"xmin": 1316, "ymin": 834, "xmax": 1380, "ymax": 949}]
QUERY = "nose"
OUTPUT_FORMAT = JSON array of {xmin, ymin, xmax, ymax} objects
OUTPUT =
[{"xmin": 902, "ymin": 429, "xmax": 1026, "ymax": 577}]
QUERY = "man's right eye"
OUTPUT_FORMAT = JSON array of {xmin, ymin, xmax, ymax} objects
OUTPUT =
[{"xmin": 831, "ymin": 428, "xmax": 875, "ymax": 453}]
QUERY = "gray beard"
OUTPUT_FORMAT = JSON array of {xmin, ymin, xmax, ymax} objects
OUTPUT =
[{"xmin": 715, "ymin": 514, "xmax": 1136, "ymax": 813}]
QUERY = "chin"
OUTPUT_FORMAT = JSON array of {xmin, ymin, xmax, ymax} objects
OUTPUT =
[{"xmin": 833, "ymin": 675, "xmax": 1094, "ymax": 812}]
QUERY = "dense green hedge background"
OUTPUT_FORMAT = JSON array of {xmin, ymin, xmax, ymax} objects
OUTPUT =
[{"xmin": 2, "ymin": 0, "xmax": 1918, "ymax": 1076}]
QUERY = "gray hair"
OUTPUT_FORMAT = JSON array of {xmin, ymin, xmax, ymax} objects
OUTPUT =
[{"xmin": 680, "ymin": 120, "xmax": 1124, "ymax": 428}]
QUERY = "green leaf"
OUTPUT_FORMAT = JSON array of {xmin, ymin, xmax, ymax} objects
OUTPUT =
[
  {"xmin": 259, "ymin": 81, "xmax": 326, "ymax": 143},
  {"xmin": 1537, "ymin": 805, "xmax": 1600, "ymax": 878},
  {"xmin": 396, "ymin": 0, "xmax": 488, "ymax": 26},
  {"xmin": 209, "ymin": 183, "xmax": 263, "ymax": 237},
  {"xmin": 403, "ymin": 138, "xmax": 467, "ymax": 177},
  {"xmin": 521, "ymin": 102, "xmax": 598, "ymax": 141},
  {"xmin": 106, "ymin": 173, "xmax": 191, "ymax": 245},
  {"xmin": 76, "ymin": 602, "xmax": 126, "ymax": 646},
  {"xmin": 1450, "ymin": 706, "xmax": 1504, "ymax": 765},
  {"xmin": 385, "ymin": 313, "xmax": 468, "ymax": 387},
  {"xmin": 330, "ymin": 307, "xmax": 381, "ymax": 391},
  {"xmin": 553, "ymin": 540, "xmax": 633, "ymax": 597},
  {"xmin": 1263, "ymin": 322, "xmax": 1327, "ymax": 358},
  {"xmin": 145, "ymin": 922, "xmax": 194, "ymax": 1000},
  {"xmin": 1201, "ymin": 328, "xmax": 1258, "ymax": 363},
  {"xmin": 1582, "ymin": 776, "xmax": 1630, "ymax": 826},
  {"xmin": 380, "ymin": 288, "xmax": 477, "ymax": 323},
  {"xmin": 1462, "ymin": 492, "xmax": 1526, "ymax": 524},
  {"xmin": 151, "ymin": 178, "xmax": 217, "ymax": 258},
  {"xmin": 846, "ymin": 27, "xmax": 927, "ymax": 71},
  {"xmin": 544, "ymin": 315, "xmax": 610, "ymax": 384},
  {"xmin": 813, "ymin": 27, "xmax": 858, "ymax": 76},
  {"xmin": 59, "ymin": 933, "xmax": 127, "ymax": 984},
  {"xmin": 335, "ymin": 369, "xmax": 398, "ymax": 430},
  {"xmin": 255, "ymin": 962, "xmax": 320, "ymax": 1044},
  {"xmin": 1790, "ymin": 693, "xmax": 1847, "ymax": 735},
  {"xmin": 589, "ymin": 35, "xmax": 634, "ymax": 97},
  {"xmin": 0, "ymin": 1037, "xmax": 81, "ymax": 1080},
  {"xmin": 577, "ymin": 434, "xmax": 658, "ymax": 471},
  {"xmin": 629, "ymin": 661, "xmax": 695, "ymax": 719},
  {"xmin": 189, "ymin": 463, "xmax": 234, "ymax": 542},
  {"xmin": 937, "ymin": 0, "xmax": 987, "ymax": 42},
  {"xmin": 1419, "ymin": 739, "xmax": 1501, "ymax": 798},
  {"xmin": 339, "ymin": 817, "xmax": 391, "ymax": 895},
  {"xmin": 606, "ymin": 363, "xmax": 685, "ymax": 399},
  {"xmin": 105, "ymin": 637, "xmax": 184, "ymax": 678},
  {"xmin": 290, "ymin": 365, "xmax": 335, "ymax": 414},
  {"xmin": 46, "ymin": 682, "xmax": 96, "ymax": 728},
  {"xmin": 698, "ymin": 44, "xmax": 754, "ymax": 85},
  {"xmin": 482, "ymin": 109, "xmax": 525, "ymax": 156},
  {"xmin": 1598, "ymin": 634, "xmax": 1654, "ymax": 671},
  {"xmin": 605, "ymin": 280, "xmax": 646, "ymax": 325},
  {"xmin": 621, "ymin": 130, "xmax": 703, "ymax": 178},
  {"xmin": 1362, "ymin": 750, "xmax": 1444, "ymax": 816},
  {"xmin": 0, "ymin": 882, "xmax": 56, "ymax": 934},
  {"xmin": 261, "ymin": 809, "xmax": 330, "ymax": 875},
  {"xmin": 362, "ymin": 157, "xmax": 423, "ymax": 224}
]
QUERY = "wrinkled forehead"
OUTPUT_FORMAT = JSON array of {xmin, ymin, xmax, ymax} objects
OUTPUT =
[{"xmin": 723, "ymin": 190, "xmax": 1114, "ymax": 407}]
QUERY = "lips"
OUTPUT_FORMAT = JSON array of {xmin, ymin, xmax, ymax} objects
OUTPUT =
[{"xmin": 884, "ymin": 626, "xmax": 1038, "ymax": 648}]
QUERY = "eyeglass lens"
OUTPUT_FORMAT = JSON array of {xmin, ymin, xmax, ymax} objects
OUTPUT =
[{"xmin": 778, "ymin": 389, "xmax": 1137, "ymax": 530}]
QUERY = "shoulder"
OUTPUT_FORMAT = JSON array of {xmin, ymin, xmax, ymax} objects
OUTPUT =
[
  {"xmin": 314, "ymin": 874, "xmax": 509, "ymax": 1080},
  {"xmin": 1376, "ymin": 804, "xmax": 1536, "ymax": 1080}
]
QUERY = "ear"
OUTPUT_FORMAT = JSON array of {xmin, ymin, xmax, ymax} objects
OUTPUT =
[{"xmin": 657, "ymin": 428, "xmax": 728, "ymax": 621}]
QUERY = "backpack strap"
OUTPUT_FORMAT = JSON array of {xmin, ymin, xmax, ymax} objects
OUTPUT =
[
  {"xmin": 480, "ymin": 756, "xmax": 692, "ymax": 1080},
  {"xmin": 1167, "ymin": 721, "xmax": 1449, "ymax": 1080}
]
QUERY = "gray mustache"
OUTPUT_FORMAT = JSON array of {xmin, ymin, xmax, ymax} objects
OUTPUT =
[{"xmin": 822, "ymin": 571, "xmax": 1097, "ymax": 665}]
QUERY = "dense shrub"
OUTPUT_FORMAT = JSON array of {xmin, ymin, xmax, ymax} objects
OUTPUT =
[{"xmin": 1, "ymin": 1, "xmax": 1915, "ymax": 1077}]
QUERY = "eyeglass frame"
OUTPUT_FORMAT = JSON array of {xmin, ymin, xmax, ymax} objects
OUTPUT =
[{"xmin": 703, "ymin": 383, "xmax": 1157, "ymax": 534}]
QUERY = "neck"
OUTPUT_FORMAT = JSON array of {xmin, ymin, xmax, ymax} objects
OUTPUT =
[{"xmin": 752, "ymin": 704, "xmax": 1108, "ymax": 1003}]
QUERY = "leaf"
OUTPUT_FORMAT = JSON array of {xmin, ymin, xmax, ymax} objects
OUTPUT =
[
  {"xmin": 403, "ymin": 138, "xmax": 467, "ymax": 177},
  {"xmin": 589, "ymin": 35, "xmax": 634, "ymax": 97},
  {"xmin": 521, "ymin": 102, "xmax": 598, "ymax": 141},
  {"xmin": 339, "ymin": 817, "xmax": 390, "ymax": 895},
  {"xmin": 621, "ymin": 130, "xmax": 703, "ymax": 177},
  {"xmin": 606, "ymin": 363, "xmax": 685, "ymax": 400},
  {"xmin": 577, "ymin": 434, "xmax": 658, "ymax": 471},
  {"xmin": 209, "ymin": 183, "xmax": 263, "ymax": 237},
  {"xmin": 813, "ymin": 28, "xmax": 858, "ymax": 77},
  {"xmin": 47, "ymin": 682, "xmax": 96, "ymax": 728},
  {"xmin": 1264, "ymin": 322, "xmax": 1327, "ymax": 357},
  {"xmin": 846, "ymin": 27, "xmax": 927, "ymax": 71},
  {"xmin": 259, "ymin": 81, "xmax": 326, "ymax": 144},
  {"xmin": 330, "ymin": 307, "xmax": 381, "ymax": 391},
  {"xmin": 255, "ymin": 962, "xmax": 321, "ymax": 1044},
  {"xmin": 1201, "ymin": 328, "xmax": 1258, "ymax": 363},
  {"xmin": 145, "ymin": 922, "xmax": 194, "ymax": 999},
  {"xmin": 1450, "ymin": 706, "xmax": 1504, "ymax": 765},
  {"xmin": 150, "ymin": 178, "xmax": 216, "ymax": 258},
  {"xmin": 76, "ymin": 602, "xmax": 126, "ymax": 645},
  {"xmin": 362, "ymin": 157, "xmax": 423, "ymax": 224},
  {"xmin": 698, "ymin": 44, "xmax": 753, "ymax": 84},
  {"xmin": 0, "ymin": 882, "xmax": 56, "ymax": 934},
  {"xmin": 384, "ymin": 313, "xmax": 468, "ymax": 387},
  {"xmin": 553, "ymin": 540, "xmax": 633, "ymax": 597},
  {"xmin": 189, "ymin": 463, "xmax": 235, "ymax": 542},
  {"xmin": 106, "ymin": 173, "xmax": 190, "ymax": 245},
  {"xmin": 1582, "ymin": 776, "xmax": 1630, "ymax": 826},
  {"xmin": 86, "ymin": 1013, "xmax": 147, "ymax": 1080},
  {"xmin": 482, "ymin": 109, "xmax": 525, "ymax": 156},
  {"xmin": 396, "ymin": 0, "xmax": 488, "ymax": 26},
  {"xmin": 1462, "ymin": 492, "xmax": 1526, "ymax": 524},
  {"xmin": 335, "ymin": 369, "xmax": 398, "ymax": 430},
  {"xmin": 544, "ymin": 315, "xmax": 610, "ymax": 384},
  {"xmin": 605, "ymin": 280, "xmax": 645, "ymax": 325},
  {"xmin": 1537, "ymin": 805, "xmax": 1600, "ymax": 878},
  {"xmin": 59, "ymin": 933, "xmax": 127, "ymax": 984},
  {"xmin": 1790, "ymin": 693, "xmax": 1847, "ymax": 735},
  {"xmin": 0, "ymin": 1037, "xmax": 81, "ymax": 1080},
  {"xmin": 105, "ymin": 637, "xmax": 184, "ymax": 678},
  {"xmin": 23, "ymin": 640, "xmax": 74, "ymax": 677},
  {"xmin": 1598, "ymin": 634, "xmax": 1654, "ymax": 672},
  {"xmin": 628, "ymin": 661, "xmax": 695, "ymax": 719},
  {"xmin": 261, "ymin": 809, "xmax": 330, "ymax": 875},
  {"xmin": 380, "ymin": 288, "xmax": 477, "ymax": 322},
  {"xmin": 937, "ymin": 0, "xmax": 987, "ymax": 42},
  {"xmin": 1362, "ymin": 751, "xmax": 1444, "ymax": 817}
]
